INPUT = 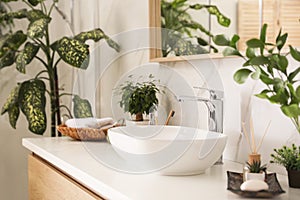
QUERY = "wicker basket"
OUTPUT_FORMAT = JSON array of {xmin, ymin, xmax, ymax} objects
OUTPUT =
[{"xmin": 57, "ymin": 124, "xmax": 115, "ymax": 141}]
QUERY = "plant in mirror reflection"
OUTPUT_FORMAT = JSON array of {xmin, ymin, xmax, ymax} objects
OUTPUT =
[
  {"xmin": 0, "ymin": 0, "xmax": 120, "ymax": 136},
  {"xmin": 214, "ymin": 24, "xmax": 300, "ymax": 134},
  {"xmin": 161, "ymin": 0, "xmax": 230, "ymax": 57}
]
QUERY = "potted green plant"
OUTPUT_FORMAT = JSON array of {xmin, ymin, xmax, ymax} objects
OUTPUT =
[
  {"xmin": 214, "ymin": 23, "xmax": 300, "ymax": 187},
  {"xmin": 116, "ymin": 74, "xmax": 161, "ymax": 122},
  {"xmin": 271, "ymin": 144, "xmax": 300, "ymax": 188},
  {"xmin": 0, "ymin": 0, "xmax": 120, "ymax": 136},
  {"xmin": 161, "ymin": 0, "xmax": 231, "ymax": 57},
  {"xmin": 214, "ymin": 24, "xmax": 300, "ymax": 134},
  {"xmin": 245, "ymin": 160, "xmax": 267, "ymax": 181}
]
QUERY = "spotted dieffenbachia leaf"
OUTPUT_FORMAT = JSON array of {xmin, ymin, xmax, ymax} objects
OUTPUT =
[
  {"xmin": 73, "ymin": 95, "xmax": 93, "ymax": 118},
  {"xmin": 28, "ymin": 0, "xmax": 45, "ymax": 6},
  {"xmin": 52, "ymin": 37, "xmax": 90, "ymax": 69},
  {"xmin": 74, "ymin": 28, "xmax": 120, "ymax": 52},
  {"xmin": 16, "ymin": 42, "xmax": 39, "ymax": 73},
  {"xmin": 19, "ymin": 79, "xmax": 46, "ymax": 135},
  {"xmin": 27, "ymin": 17, "xmax": 51, "ymax": 39},
  {"xmin": 1, "ymin": 85, "xmax": 21, "ymax": 129}
]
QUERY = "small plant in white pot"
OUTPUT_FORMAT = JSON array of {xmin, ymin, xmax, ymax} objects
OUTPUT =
[{"xmin": 245, "ymin": 160, "xmax": 267, "ymax": 181}]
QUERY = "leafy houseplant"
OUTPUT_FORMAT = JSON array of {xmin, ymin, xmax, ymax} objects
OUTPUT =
[
  {"xmin": 117, "ymin": 74, "xmax": 161, "ymax": 121},
  {"xmin": 214, "ymin": 24, "xmax": 300, "ymax": 134},
  {"xmin": 161, "ymin": 0, "xmax": 230, "ymax": 57},
  {"xmin": 0, "ymin": 0, "xmax": 120, "ymax": 136},
  {"xmin": 271, "ymin": 144, "xmax": 300, "ymax": 188}
]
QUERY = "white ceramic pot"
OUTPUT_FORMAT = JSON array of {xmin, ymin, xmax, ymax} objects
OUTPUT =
[{"xmin": 245, "ymin": 172, "xmax": 265, "ymax": 181}]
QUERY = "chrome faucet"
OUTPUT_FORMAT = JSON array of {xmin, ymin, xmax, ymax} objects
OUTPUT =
[
  {"xmin": 177, "ymin": 87, "xmax": 224, "ymax": 164},
  {"xmin": 177, "ymin": 87, "xmax": 224, "ymax": 133}
]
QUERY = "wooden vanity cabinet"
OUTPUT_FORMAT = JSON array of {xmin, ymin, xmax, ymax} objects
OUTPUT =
[{"xmin": 28, "ymin": 154, "xmax": 104, "ymax": 200}]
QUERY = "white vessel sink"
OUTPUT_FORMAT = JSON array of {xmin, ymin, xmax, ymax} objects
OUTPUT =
[{"xmin": 107, "ymin": 125, "xmax": 227, "ymax": 175}]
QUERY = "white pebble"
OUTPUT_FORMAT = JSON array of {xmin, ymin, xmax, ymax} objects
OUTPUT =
[{"xmin": 240, "ymin": 179, "xmax": 269, "ymax": 192}]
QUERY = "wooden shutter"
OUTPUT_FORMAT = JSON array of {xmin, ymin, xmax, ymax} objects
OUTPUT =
[
  {"xmin": 279, "ymin": 0, "xmax": 300, "ymax": 46},
  {"xmin": 238, "ymin": 0, "xmax": 300, "ymax": 50},
  {"xmin": 238, "ymin": 0, "xmax": 260, "ymax": 50}
]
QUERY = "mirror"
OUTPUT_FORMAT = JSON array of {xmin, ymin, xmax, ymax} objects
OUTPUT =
[
  {"xmin": 149, "ymin": 0, "xmax": 300, "ymax": 61},
  {"xmin": 149, "ymin": 0, "xmax": 237, "ymax": 60}
]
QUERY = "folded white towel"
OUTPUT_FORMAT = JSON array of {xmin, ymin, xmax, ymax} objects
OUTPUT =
[
  {"xmin": 95, "ymin": 117, "xmax": 114, "ymax": 128},
  {"xmin": 65, "ymin": 117, "xmax": 113, "ymax": 129}
]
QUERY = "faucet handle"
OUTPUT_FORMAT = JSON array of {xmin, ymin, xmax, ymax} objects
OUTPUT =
[{"xmin": 193, "ymin": 86, "xmax": 223, "ymax": 100}]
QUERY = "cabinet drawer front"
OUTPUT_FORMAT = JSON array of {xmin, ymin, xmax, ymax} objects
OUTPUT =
[{"xmin": 28, "ymin": 154, "xmax": 103, "ymax": 200}]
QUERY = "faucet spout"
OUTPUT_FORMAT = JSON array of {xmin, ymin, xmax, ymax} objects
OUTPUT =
[{"xmin": 177, "ymin": 91, "xmax": 223, "ymax": 133}]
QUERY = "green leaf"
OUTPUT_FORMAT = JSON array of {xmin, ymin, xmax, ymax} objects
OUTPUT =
[
  {"xmin": 0, "ymin": 30, "xmax": 27, "ymax": 52},
  {"xmin": 213, "ymin": 34, "xmax": 229, "ymax": 46},
  {"xmin": 281, "ymin": 104, "xmax": 300, "ymax": 118},
  {"xmin": 230, "ymin": 34, "xmax": 240, "ymax": 48},
  {"xmin": 249, "ymin": 56, "xmax": 270, "ymax": 66},
  {"xmin": 0, "ymin": 51, "xmax": 15, "ymax": 69},
  {"xmin": 233, "ymin": 68, "xmax": 252, "ymax": 84},
  {"xmin": 260, "ymin": 24, "xmax": 268, "ymax": 43},
  {"xmin": 19, "ymin": 79, "xmax": 47, "ymax": 135},
  {"xmin": 251, "ymin": 66, "xmax": 261, "ymax": 80},
  {"xmin": 104, "ymin": 37, "xmax": 121, "ymax": 52},
  {"xmin": 1, "ymin": 85, "xmax": 20, "ymax": 115},
  {"xmin": 206, "ymin": 5, "xmax": 231, "ymax": 27},
  {"xmin": 222, "ymin": 47, "xmax": 242, "ymax": 57},
  {"xmin": 288, "ymin": 68, "xmax": 300, "ymax": 82},
  {"xmin": 28, "ymin": 0, "xmax": 44, "ymax": 6},
  {"xmin": 278, "ymin": 55, "xmax": 288, "ymax": 73},
  {"xmin": 16, "ymin": 42, "xmax": 39, "ymax": 73},
  {"xmin": 246, "ymin": 38, "xmax": 264, "ymax": 49},
  {"xmin": 276, "ymin": 33, "xmax": 288, "ymax": 51},
  {"xmin": 73, "ymin": 95, "xmax": 93, "ymax": 118},
  {"xmin": 52, "ymin": 37, "xmax": 90, "ymax": 69},
  {"xmin": 289, "ymin": 46, "xmax": 300, "ymax": 62},
  {"xmin": 8, "ymin": 104, "xmax": 19, "ymax": 129},
  {"xmin": 26, "ymin": 9, "xmax": 49, "ymax": 22},
  {"xmin": 74, "ymin": 28, "xmax": 106, "ymax": 43},
  {"xmin": 269, "ymin": 89, "xmax": 288, "ymax": 105},
  {"xmin": 197, "ymin": 37, "xmax": 208, "ymax": 46},
  {"xmin": 296, "ymin": 85, "xmax": 300, "ymax": 99},
  {"xmin": 273, "ymin": 78, "xmax": 284, "ymax": 92},
  {"xmin": 0, "ymin": 9, "xmax": 27, "ymax": 21},
  {"xmin": 27, "ymin": 18, "xmax": 51, "ymax": 39},
  {"xmin": 255, "ymin": 89, "xmax": 271, "ymax": 99},
  {"xmin": 287, "ymin": 83, "xmax": 299, "ymax": 104},
  {"xmin": 73, "ymin": 28, "xmax": 120, "ymax": 52},
  {"xmin": 260, "ymin": 75, "xmax": 274, "ymax": 85},
  {"xmin": 246, "ymin": 47, "xmax": 256, "ymax": 59}
]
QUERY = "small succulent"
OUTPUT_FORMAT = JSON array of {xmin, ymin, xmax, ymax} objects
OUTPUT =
[
  {"xmin": 270, "ymin": 144, "xmax": 300, "ymax": 171},
  {"xmin": 246, "ymin": 160, "xmax": 267, "ymax": 173}
]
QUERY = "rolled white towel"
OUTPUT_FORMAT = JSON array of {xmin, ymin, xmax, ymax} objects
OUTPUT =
[
  {"xmin": 95, "ymin": 117, "xmax": 114, "ymax": 128},
  {"xmin": 65, "ymin": 117, "xmax": 114, "ymax": 129}
]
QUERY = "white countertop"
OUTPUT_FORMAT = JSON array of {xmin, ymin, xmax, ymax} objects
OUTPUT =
[{"xmin": 22, "ymin": 137, "xmax": 300, "ymax": 200}]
